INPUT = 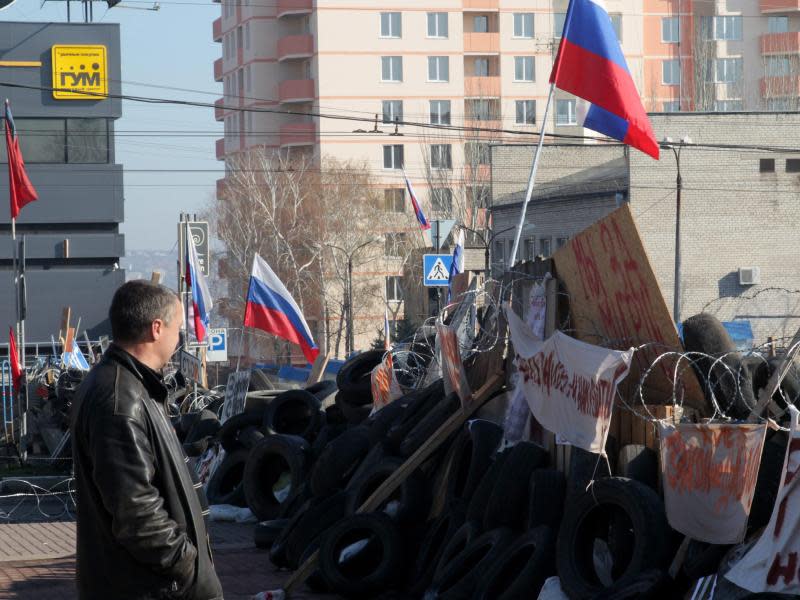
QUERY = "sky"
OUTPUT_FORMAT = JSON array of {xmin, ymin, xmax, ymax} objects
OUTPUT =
[{"xmin": 2, "ymin": 0, "xmax": 223, "ymax": 252}]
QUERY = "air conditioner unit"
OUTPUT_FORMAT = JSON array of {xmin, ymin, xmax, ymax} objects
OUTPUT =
[{"xmin": 739, "ymin": 267, "xmax": 760, "ymax": 286}]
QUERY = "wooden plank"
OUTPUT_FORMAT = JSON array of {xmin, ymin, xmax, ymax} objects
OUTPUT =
[
  {"xmin": 150, "ymin": 271, "xmax": 162, "ymax": 284},
  {"xmin": 304, "ymin": 353, "xmax": 330, "ymax": 387},
  {"xmin": 60, "ymin": 307, "xmax": 71, "ymax": 338},
  {"xmin": 283, "ymin": 371, "xmax": 505, "ymax": 593},
  {"xmin": 551, "ymin": 204, "xmax": 705, "ymax": 412},
  {"xmin": 64, "ymin": 328, "xmax": 75, "ymax": 354}
]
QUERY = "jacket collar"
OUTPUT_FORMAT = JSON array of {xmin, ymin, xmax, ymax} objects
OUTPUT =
[{"xmin": 104, "ymin": 343, "xmax": 168, "ymax": 403}]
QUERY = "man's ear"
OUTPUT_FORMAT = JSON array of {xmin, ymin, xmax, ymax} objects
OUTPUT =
[{"xmin": 151, "ymin": 318, "xmax": 163, "ymax": 342}]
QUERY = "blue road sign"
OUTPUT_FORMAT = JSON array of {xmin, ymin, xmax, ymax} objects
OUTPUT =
[{"xmin": 423, "ymin": 254, "xmax": 453, "ymax": 287}]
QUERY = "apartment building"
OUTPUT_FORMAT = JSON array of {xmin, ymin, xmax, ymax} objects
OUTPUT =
[{"xmin": 211, "ymin": 0, "xmax": 800, "ymax": 355}]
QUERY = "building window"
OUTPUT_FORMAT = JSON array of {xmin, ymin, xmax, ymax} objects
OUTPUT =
[
  {"xmin": 766, "ymin": 56, "xmax": 791, "ymax": 77},
  {"xmin": 768, "ymin": 16, "xmax": 789, "ymax": 34},
  {"xmin": 662, "ymin": 59, "xmax": 681, "ymax": 85},
  {"xmin": 663, "ymin": 100, "xmax": 680, "ymax": 112},
  {"xmin": 662, "ymin": 17, "xmax": 680, "ymax": 43},
  {"xmin": 556, "ymin": 237, "xmax": 569, "ymax": 249},
  {"xmin": 431, "ymin": 188, "xmax": 453, "ymax": 213},
  {"xmin": 0, "ymin": 118, "xmax": 109, "ymax": 164},
  {"xmin": 245, "ymin": 65, "xmax": 251, "ymax": 92},
  {"xmin": 237, "ymin": 26, "xmax": 243, "ymax": 49},
  {"xmin": 380, "ymin": 12, "xmax": 401, "ymax": 38},
  {"xmin": 431, "ymin": 144, "xmax": 452, "ymax": 169},
  {"xmin": 466, "ymin": 99, "xmax": 497, "ymax": 120},
  {"xmin": 516, "ymin": 100, "xmax": 536, "ymax": 124},
  {"xmin": 523, "ymin": 237, "xmax": 535, "ymax": 261},
  {"xmin": 465, "ymin": 142, "xmax": 491, "ymax": 165},
  {"xmin": 610, "ymin": 14, "xmax": 622, "ymax": 40},
  {"xmin": 244, "ymin": 23, "xmax": 251, "ymax": 49},
  {"xmin": 767, "ymin": 98, "xmax": 792, "ymax": 110},
  {"xmin": 430, "ymin": 100, "xmax": 451, "ymax": 125},
  {"xmin": 555, "ymin": 99, "xmax": 576, "ymax": 125},
  {"xmin": 381, "ymin": 56, "xmax": 403, "ymax": 82},
  {"xmin": 384, "ymin": 188, "xmax": 405, "ymax": 212},
  {"xmin": 714, "ymin": 16, "xmax": 742, "ymax": 41},
  {"xmin": 514, "ymin": 56, "xmax": 534, "ymax": 81},
  {"xmin": 493, "ymin": 239, "xmax": 505, "ymax": 265},
  {"xmin": 513, "ymin": 13, "xmax": 534, "ymax": 38},
  {"xmin": 787, "ymin": 159, "xmax": 800, "ymax": 173},
  {"xmin": 385, "ymin": 232, "xmax": 407, "ymax": 256},
  {"xmin": 715, "ymin": 58, "xmax": 742, "ymax": 83},
  {"xmin": 383, "ymin": 144, "xmax": 404, "ymax": 169},
  {"xmin": 760, "ymin": 158, "xmax": 775, "ymax": 173},
  {"xmin": 539, "ymin": 237, "xmax": 551, "ymax": 257},
  {"xmin": 554, "ymin": 13, "xmax": 566, "ymax": 37},
  {"xmin": 382, "ymin": 100, "xmax": 403, "ymax": 124},
  {"xmin": 474, "ymin": 15, "xmax": 489, "ymax": 33},
  {"xmin": 474, "ymin": 57, "xmax": 489, "ymax": 77},
  {"xmin": 714, "ymin": 100, "xmax": 742, "ymax": 112},
  {"xmin": 386, "ymin": 276, "xmax": 403, "ymax": 302},
  {"xmin": 428, "ymin": 56, "xmax": 450, "ymax": 82},
  {"xmin": 427, "ymin": 12, "xmax": 448, "ymax": 38}
]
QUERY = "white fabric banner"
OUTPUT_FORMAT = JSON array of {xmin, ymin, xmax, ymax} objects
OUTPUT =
[
  {"xmin": 726, "ymin": 406, "xmax": 800, "ymax": 592},
  {"xmin": 526, "ymin": 281, "xmax": 547, "ymax": 340},
  {"xmin": 659, "ymin": 422, "xmax": 767, "ymax": 545},
  {"xmin": 505, "ymin": 304, "xmax": 633, "ymax": 454}
]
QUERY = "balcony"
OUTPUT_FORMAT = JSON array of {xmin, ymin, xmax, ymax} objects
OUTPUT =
[
  {"xmin": 464, "ymin": 164, "xmax": 491, "ymax": 180},
  {"xmin": 463, "ymin": 0, "xmax": 499, "ymax": 11},
  {"xmin": 215, "ymin": 138, "xmax": 226, "ymax": 160},
  {"xmin": 214, "ymin": 98, "xmax": 225, "ymax": 121},
  {"xmin": 760, "ymin": 75, "xmax": 800, "ymax": 97},
  {"xmin": 761, "ymin": 32, "xmax": 800, "ymax": 54},
  {"xmin": 280, "ymin": 122, "xmax": 316, "ymax": 147},
  {"xmin": 464, "ymin": 76, "xmax": 500, "ymax": 97},
  {"xmin": 277, "ymin": 35, "xmax": 314, "ymax": 61},
  {"xmin": 213, "ymin": 18, "xmax": 222, "ymax": 43},
  {"xmin": 277, "ymin": 0, "xmax": 312, "ymax": 18},
  {"xmin": 464, "ymin": 32, "xmax": 499, "ymax": 54},
  {"xmin": 761, "ymin": 0, "xmax": 800, "ymax": 11},
  {"xmin": 213, "ymin": 58, "xmax": 223, "ymax": 82},
  {"xmin": 279, "ymin": 79, "xmax": 315, "ymax": 103},
  {"xmin": 216, "ymin": 178, "xmax": 227, "ymax": 199}
]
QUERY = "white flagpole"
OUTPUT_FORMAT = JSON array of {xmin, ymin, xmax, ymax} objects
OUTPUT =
[{"xmin": 508, "ymin": 82, "xmax": 556, "ymax": 268}]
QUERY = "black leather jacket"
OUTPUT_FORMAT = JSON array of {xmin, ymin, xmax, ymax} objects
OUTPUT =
[{"xmin": 71, "ymin": 345, "xmax": 223, "ymax": 600}]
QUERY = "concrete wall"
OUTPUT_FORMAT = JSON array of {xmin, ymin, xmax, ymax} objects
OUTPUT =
[{"xmin": 0, "ymin": 22, "xmax": 124, "ymax": 344}]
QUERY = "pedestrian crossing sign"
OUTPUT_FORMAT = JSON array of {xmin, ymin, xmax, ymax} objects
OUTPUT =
[{"xmin": 423, "ymin": 254, "xmax": 453, "ymax": 287}]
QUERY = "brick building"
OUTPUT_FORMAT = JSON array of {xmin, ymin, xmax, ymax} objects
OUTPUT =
[{"xmin": 490, "ymin": 112, "xmax": 800, "ymax": 344}]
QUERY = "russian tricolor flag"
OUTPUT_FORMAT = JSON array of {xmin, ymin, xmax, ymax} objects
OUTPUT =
[
  {"xmin": 550, "ymin": 0, "xmax": 659, "ymax": 159},
  {"xmin": 185, "ymin": 232, "xmax": 212, "ymax": 343},
  {"xmin": 244, "ymin": 253, "xmax": 320, "ymax": 364},
  {"xmin": 403, "ymin": 170, "xmax": 431, "ymax": 231}
]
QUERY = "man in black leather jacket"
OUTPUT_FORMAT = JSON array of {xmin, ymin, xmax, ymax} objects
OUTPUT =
[{"xmin": 71, "ymin": 280, "xmax": 223, "ymax": 599}]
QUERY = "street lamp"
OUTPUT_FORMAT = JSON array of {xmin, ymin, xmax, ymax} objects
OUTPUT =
[
  {"xmin": 325, "ymin": 239, "xmax": 377, "ymax": 355},
  {"xmin": 661, "ymin": 135, "xmax": 692, "ymax": 325}
]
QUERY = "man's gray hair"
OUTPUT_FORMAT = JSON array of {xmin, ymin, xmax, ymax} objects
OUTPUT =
[{"xmin": 109, "ymin": 280, "xmax": 180, "ymax": 344}]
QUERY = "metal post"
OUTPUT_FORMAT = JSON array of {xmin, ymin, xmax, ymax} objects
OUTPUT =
[
  {"xmin": 347, "ymin": 256, "xmax": 353, "ymax": 355},
  {"xmin": 509, "ymin": 83, "xmax": 555, "ymax": 267},
  {"xmin": 673, "ymin": 149, "xmax": 682, "ymax": 325}
]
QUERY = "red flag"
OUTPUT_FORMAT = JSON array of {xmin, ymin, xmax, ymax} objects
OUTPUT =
[
  {"xmin": 4, "ymin": 101, "xmax": 38, "ymax": 220},
  {"xmin": 8, "ymin": 327, "xmax": 22, "ymax": 388}
]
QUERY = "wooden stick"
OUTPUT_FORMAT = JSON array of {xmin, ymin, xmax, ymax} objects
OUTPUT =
[{"xmin": 282, "ymin": 371, "xmax": 505, "ymax": 594}]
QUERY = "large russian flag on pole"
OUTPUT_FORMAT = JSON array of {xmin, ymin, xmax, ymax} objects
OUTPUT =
[
  {"xmin": 244, "ymin": 253, "xmax": 320, "ymax": 364},
  {"xmin": 550, "ymin": 0, "xmax": 659, "ymax": 159},
  {"xmin": 185, "ymin": 229, "xmax": 212, "ymax": 343}
]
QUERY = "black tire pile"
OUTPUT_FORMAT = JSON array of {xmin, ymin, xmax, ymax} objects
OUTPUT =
[{"xmin": 183, "ymin": 350, "xmax": 675, "ymax": 599}]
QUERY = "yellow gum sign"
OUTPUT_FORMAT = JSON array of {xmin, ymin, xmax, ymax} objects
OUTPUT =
[{"xmin": 51, "ymin": 45, "xmax": 107, "ymax": 100}]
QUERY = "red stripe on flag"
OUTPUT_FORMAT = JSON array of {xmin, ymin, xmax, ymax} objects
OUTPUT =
[
  {"xmin": 550, "ymin": 38, "xmax": 659, "ymax": 159},
  {"xmin": 244, "ymin": 301, "xmax": 319, "ymax": 364}
]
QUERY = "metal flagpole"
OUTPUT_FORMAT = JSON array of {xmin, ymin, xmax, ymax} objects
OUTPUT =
[{"xmin": 508, "ymin": 82, "xmax": 556, "ymax": 268}]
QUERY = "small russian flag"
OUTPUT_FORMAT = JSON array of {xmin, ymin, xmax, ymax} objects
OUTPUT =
[
  {"xmin": 403, "ymin": 170, "xmax": 431, "ymax": 231},
  {"xmin": 185, "ymin": 228, "xmax": 213, "ymax": 343}
]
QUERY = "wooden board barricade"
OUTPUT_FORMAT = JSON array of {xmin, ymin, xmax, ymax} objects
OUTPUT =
[{"xmin": 552, "ymin": 204, "xmax": 706, "ymax": 413}]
